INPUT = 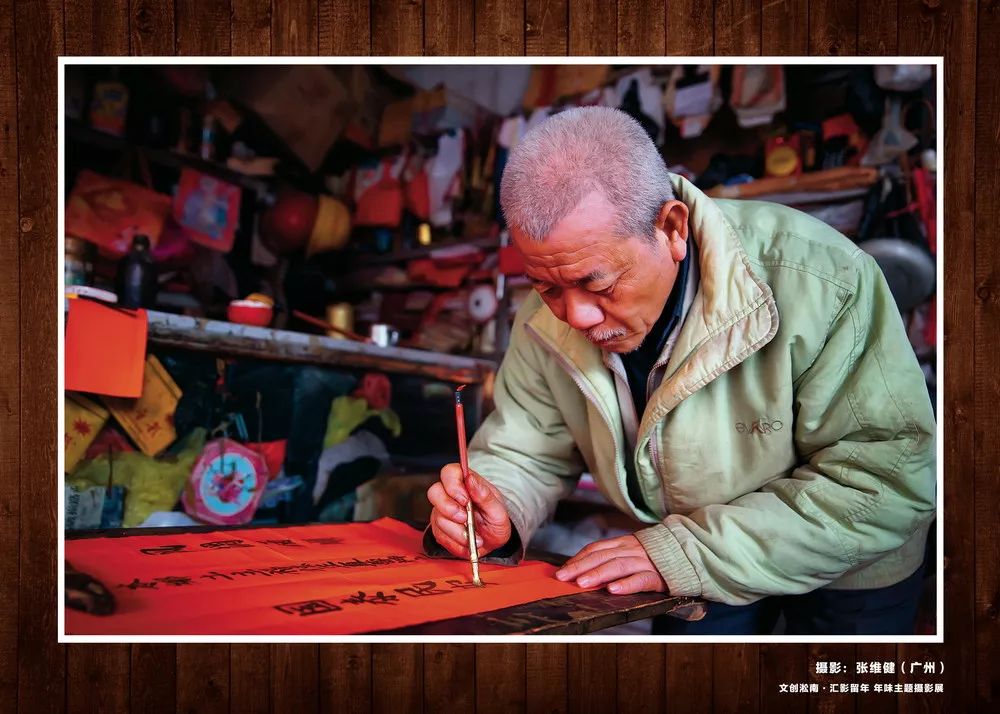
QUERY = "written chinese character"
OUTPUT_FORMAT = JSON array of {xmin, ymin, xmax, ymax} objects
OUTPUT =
[
  {"xmin": 303, "ymin": 537, "xmax": 344, "ymax": 546},
  {"xmin": 922, "ymin": 661, "xmax": 936, "ymax": 674},
  {"xmin": 200, "ymin": 540, "xmax": 254, "ymax": 550},
  {"xmin": 829, "ymin": 662, "xmax": 842, "ymax": 674},
  {"xmin": 119, "ymin": 578, "xmax": 157, "ymax": 590},
  {"xmin": 155, "ymin": 576, "xmax": 193, "ymax": 587},
  {"xmin": 257, "ymin": 539, "xmax": 303, "ymax": 548},
  {"xmin": 200, "ymin": 570, "xmax": 234, "ymax": 582},
  {"xmin": 856, "ymin": 662, "xmax": 868, "ymax": 674},
  {"xmin": 145, "ymin": 421, "xmax": 162, "ymax": 437},
  {"xmin": 394, "ymin": 580, "xmax": 453, "ymax": 598},
  {"xmin": 341, "ymin": 591, "xmax": 398, "ymax": 606},
  {"xmin": 274, "ymin": 599, "xmax": 342, "ymax": 617},
  {"xmin": 446, "ymin": 578, "xmax": 496, "ymax": 590},
  {"xmin": 139, "ymin": 544, "xmax": 189, "ymax": 555},
  {"xmin": 815, "ymin": 661, "xmax": 829, "ymax": 674}
]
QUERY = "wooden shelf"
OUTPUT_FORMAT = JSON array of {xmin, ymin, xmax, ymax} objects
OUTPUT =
[
  {"xmin": 352, "ymin": 235, "xmax": 500, "ymax": 266},
  {"xmin": 145, "ymin": 310, "xmax": 496, "ymax": 384},
  {"xmin": 67, "ymin": 119, "xmax": 271, "ymax": 193}
]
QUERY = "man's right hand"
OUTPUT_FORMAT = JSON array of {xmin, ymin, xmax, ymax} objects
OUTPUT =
[{"xmin": 427, "ymin": 464, "xmax": 512, "ymax": 558}]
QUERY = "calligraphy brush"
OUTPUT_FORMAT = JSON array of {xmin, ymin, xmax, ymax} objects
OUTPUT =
[{"xmin": 454, "ymin": 385, "xmax": 483, "ymax": 587}]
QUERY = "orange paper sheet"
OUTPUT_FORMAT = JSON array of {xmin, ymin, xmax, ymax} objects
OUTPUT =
[
  {"xmin": 65, "ymin": 299, "xmax": 147, "ymax": 398},
  {"xmin": 65, "ymin": 518, "xmax": 595, "ymax": 635}
]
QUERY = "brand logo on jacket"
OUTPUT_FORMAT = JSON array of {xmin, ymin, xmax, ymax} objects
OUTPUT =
[{"xmin": 736, "ymin": 419, "xmax": 783, "ymax": 435}]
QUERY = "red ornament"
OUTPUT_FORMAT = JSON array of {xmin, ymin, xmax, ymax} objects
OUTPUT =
[{"xmin": 260, "ymin": 190, "xmax": 319, "ymax": 255}]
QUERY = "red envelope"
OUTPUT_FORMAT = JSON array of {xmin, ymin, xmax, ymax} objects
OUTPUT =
[{"xmin": 65, "ymin": 298, "xmax": 147, "ymax": 398}]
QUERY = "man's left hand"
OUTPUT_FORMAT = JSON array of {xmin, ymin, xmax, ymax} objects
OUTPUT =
[{"xmin": 554, "ymin": 534, "xmax": 667, "ymax": 594}]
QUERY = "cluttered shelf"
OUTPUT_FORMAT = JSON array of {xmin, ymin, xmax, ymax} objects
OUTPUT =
[
  {"xmin": 66, "ymin": 118, "xmax": 271, "ymax": 194},
  {"xmin": 145, "ymin": 310, "xmax": 497, "ymax": 384}
]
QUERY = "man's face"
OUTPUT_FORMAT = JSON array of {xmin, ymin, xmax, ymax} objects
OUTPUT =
[{"xmin": 513, "ymin": 190, "xmax": 687, "ymax": 354}]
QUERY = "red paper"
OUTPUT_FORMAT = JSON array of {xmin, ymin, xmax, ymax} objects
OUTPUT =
[
  {"xmin": 173, "ymin": 168, "xmax": 242, "ymax": 253},
  {"xmin": 65, "ymin": 299, "xmax": 147, "ymax": 398},
  {"xmin": 64, "ymin": 518, "xmax": 596, "ymax": 635},
  {"xmin": 65, "ymin": 170, "xmax": 172, "ymax": 257}
]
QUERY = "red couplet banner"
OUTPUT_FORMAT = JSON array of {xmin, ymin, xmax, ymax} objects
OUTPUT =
[{"xmin": 65, "ymin": 518, "xmax": 595, "ymax": 635}]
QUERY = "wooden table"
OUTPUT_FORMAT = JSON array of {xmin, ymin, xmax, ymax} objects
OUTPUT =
[{"xmin": 66, "ymin": 522, "xmax": 705, "ymax": 635}]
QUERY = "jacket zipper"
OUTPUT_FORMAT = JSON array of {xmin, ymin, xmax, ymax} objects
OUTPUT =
[{"xmin": 523, "ymin": 323, "xmax": 630, "ymax": 509}]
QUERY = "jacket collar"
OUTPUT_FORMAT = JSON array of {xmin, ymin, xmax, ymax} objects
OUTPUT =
[{"xmin": 525, "ymin": 174, "xmax": 780, "ymax": 438}]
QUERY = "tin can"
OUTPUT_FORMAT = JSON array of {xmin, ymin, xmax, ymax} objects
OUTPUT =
[{"xmin": 326, "ymin": 302, "xmax": 354, "ymax": 339}]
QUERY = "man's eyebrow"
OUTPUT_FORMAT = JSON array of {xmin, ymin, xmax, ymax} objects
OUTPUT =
[{"xmin": 576, "ymin": 270, "xmax": 609, "ymax": 286}]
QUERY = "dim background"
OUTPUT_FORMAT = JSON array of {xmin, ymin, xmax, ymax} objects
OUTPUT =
[{"xmin": 2, "ymin": 0, "xmax": 996, "ymax": 712}]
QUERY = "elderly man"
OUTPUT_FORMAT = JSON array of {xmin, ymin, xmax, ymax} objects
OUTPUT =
[{"xmin": 424, "ymin": 106, "xmax": 935, "ymax": 635}]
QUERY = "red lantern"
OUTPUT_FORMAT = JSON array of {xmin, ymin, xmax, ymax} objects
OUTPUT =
[{"xmin": 260, "ymin": 190, "xmax": 319, "ymax": 255}]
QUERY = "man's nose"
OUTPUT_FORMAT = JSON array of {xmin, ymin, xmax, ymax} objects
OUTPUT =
[{"xmin": 564, "ymin": 290, "xmax": 604, "ymax": 331}]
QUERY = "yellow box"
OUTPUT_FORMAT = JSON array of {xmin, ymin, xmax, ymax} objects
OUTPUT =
[
  {"xmin": 65, "ymin": 393, "xmax": 109, "ymax": 473},
  {"xmin": 103, "ymin": 355, "xmax": 182, "ymax": 457}
]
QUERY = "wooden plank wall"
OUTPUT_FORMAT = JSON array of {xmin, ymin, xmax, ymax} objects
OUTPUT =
[{"xmin": 0, "ymin": 0, "xmax": 994, "ymax": 710}]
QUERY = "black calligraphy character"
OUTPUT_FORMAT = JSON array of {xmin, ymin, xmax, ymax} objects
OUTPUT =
[
  {"xmin": 341, "ymin": 591, "xmax": 399, "ymax": 606},
  {"xmin": 155, "ymin": 576, "xmax": 193, "ymax": 587},
  {"xmin": 139, "ymin": 544, "xmax": 189, "ymax": 556},
  {"xmin": 199, "ymin": 540, "xmax": 254, "ymax": 550},
  {"xmin": 394, "ymin": 580, "xmax": 453, "ymax": 598},
  {"xmin": 274, "ymin": 599, "xmax": 343, "ymax": 617},
  {"xmin": 200, "ymin": 570, "xmax": 234, "ymax": 582},
  {"xmin": 256, "ymin": 539, "xmax": 303, "ymax": 548},
  {"xmin": 119, "ymin": 578, "xmax": 158, "ymax": 590},
  {"xmin": 446, "ymin": 578, "xmax": 496, "ymax": 589},
  {"xmin": 303, "ymin": 537, "xmax": 344, "ymax": 546}
]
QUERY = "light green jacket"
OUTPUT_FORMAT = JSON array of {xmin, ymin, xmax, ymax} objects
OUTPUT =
[{"xmin": 463, "ymin": 175, "xmax": 936, "ymax": 606}]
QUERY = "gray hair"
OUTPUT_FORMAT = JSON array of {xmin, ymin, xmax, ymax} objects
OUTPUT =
[{"xmin": 499, "ymin": 106, "xmax": 674, "ymax": 243}]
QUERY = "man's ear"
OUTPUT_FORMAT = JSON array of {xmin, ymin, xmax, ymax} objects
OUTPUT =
[{"xmin": 656, "ymin": 200, "xmax": 689, "ymax": 262}]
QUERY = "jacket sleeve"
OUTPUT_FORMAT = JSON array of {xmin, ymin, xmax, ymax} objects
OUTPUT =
[
  {"xmin": 634, "ymin": 253, "xmax": 937, "ymax": 605},
  {"xmin": 424, "ymin": 303, "xmax": 586, "ymax": 563}
]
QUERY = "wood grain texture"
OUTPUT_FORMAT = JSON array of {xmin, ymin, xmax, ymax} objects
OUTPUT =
[
  {"xmin": 372, "ymin": 0, "xmax": 424, "ymax": 55},
  {"xmin": 425, "ymin": 644, "xmax": 475, "ymax": 711},
  {"xmin": 666, "ymin": 644, "xmax": 713, "ymax": 714},
  {"xmin": 618, "ymin": 643, "xmax": 665, "ymax": 714},
  {"xmin": 425, "ymin": 0, "xmax": 474, "ymax": 55},
  {"xmin": 567, "ymin": 644, "xmax": 615, "ymax": 714},
  {"xmin": 272, "ymin": 644, "xmax": 320, "ymax": 714},
  {"xmin": 477, "ymin": 644, "xmax": 526, "ymax": 713},
  {"xmin": 3, "ymin": 1, "xmax": 996, "ymax": 711},
  {"xmin": 232, "ymin": 0, "xmax": 272, "ymax": 54},
  {"xmin": 527, "ymin": 0, "xmax": 568, "ymax": 56},
  {"xmin": 320, "ymin": 0, "xmax": 371, "ymax": 54},
  {"xmin": 320, "ymin": 644, "xmax": 371, "ymax": 714},
  {"xmin": 808, "ymin": 0, "xmax": 858, "ymax": 54},
  {"xmin": 176, "ymin": 0, "xmax": 231, "ymax": 55},
  {"xmin": 130, "ymin": 645, "xmax": 177, "ymax": 714},
  {"xmin": 973, "ymin": 0, "xmax": 999, "ymax": 708},
  {"xmin": 475, "ymin": 0, "xmax": 525, "ymax": 55},
  {"xmin": 130, "ymin": 0, "xmax": 175, "ymax": 55},
  {"xmin": 15, "ymin": 0, "xmax": 63, "ymax": 711},
  {"xmin": 64, "ymin": 0, "xmax": 129, "ymax": 54},
  {"xmin": 714, "ymin": 0, "xmax": 761, "ymax": 55},
  {"xmin": 231, "ymin": 644, "xmax": 271, "ymax": 714},
  {"xmin": 761, "ymin": 0, "xmax": 807, "ymax": 55},
  {"xmin": 176, "ymin": 645, "xmax": 231, "ymax": 714},
  {"xmin": 568, "ymin": 0, "xmax": 616, "ymax": 55},
  {"xmin": 273, "ymin": 0, "xmax": 319, "ymax": 55},
  {"xmin": 713, "ymin": 644, "xmax": 757, "ymax": 713},
  {"xmin": 618, "ymin": 0, "xmax": 666, "ymax": 55},
  {"xmin": 897, "ymin": 1, "xmax": 977, "ymax": 711},
  {"xmin": 0, "ymin": 0, "xmax": 20, "ymax": 709},
  {"xmin": 759, "ymin": 644, "xmax": 808, "ymax": 712},
  {"xmin": 67, "ymin": 646, "xmax": 129, "ymax": 714},
  {"xmin": 372, "ymin": 644, "xmax": 422, "ymax": 714},
  {"xmin": 664, "ymin": 0, "xmax": 714, "ymax": 55},
  {"xmin": 526, "ymin": 642, "xmax": 567, "ymax": 713}
]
